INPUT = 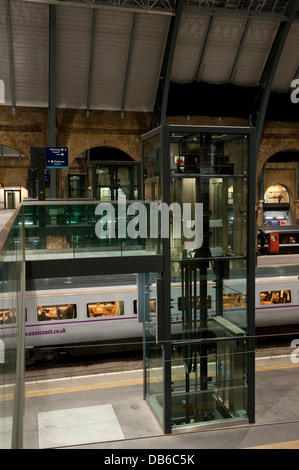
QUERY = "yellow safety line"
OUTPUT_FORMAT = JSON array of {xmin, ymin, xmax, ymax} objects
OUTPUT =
[
  {"xmin": 25, "ymin": 378, "xmax": 144, "ymax": 398},
  {"xmin": 0, "ymin": 377, "xmax": 144, "ymax": 402},
  {"xmin": 255, "ymin": 362, "xmax": 299, "ymax": 372},
  {"xmin": 2, "ymin": 363, "xmax": 299, "ymax": 450},
  {"xmin": 1, "ymin": 361, "xmax": 298, "ymax": 403}
]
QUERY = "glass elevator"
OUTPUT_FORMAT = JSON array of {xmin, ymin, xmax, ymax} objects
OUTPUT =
[{"xmin": 142, "ymin": 125, "xmax": 256, "ymax": 433}]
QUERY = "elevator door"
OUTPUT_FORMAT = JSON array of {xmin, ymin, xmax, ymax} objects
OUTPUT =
[
  {"xmin": 68, "ymin": 175, "xmax": 87, "ymax": 198},
  {"xmin": 5, "ymin": 190, "xmax": 21, "ymax": 209},
  {"xmin": 95, "ymin": 164, "xmax": 139, "ymax": 201}
]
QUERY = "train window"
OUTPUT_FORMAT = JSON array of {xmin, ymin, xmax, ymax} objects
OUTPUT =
[
  {"xmin": 260, "ymin": 290, "xmax": 291, "ymax": 305},
  {"xmin": 87, "ymin": 300, "xmax": 124, "ymax": 317},
  {"xmin": 281, "ymin": 235, "xmax": 297, "ymax": 244},
  {"xmin": 133, "ymin": 300, "xmax": 137, "ymax": 315},
  {"xmin": 223, "ymin": 293, "xmax": 246, "ymax": 308},
  {"xmin": 178, "ymin": 296, "xmax": 212, "ymax": 310},
  {"xmin": 0, "ymin": 308, "xmax": 17, "ymax": 324},
  {"xmin": 37, "ymin": 304, "xmax": 77, "ymax": 321},
  {"xmin": 149, "ymin": 299, "xmax": 156, "ymax": 312}
]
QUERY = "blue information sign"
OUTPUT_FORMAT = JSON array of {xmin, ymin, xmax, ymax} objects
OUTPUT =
[{"xmin": 46, "ymin": 147, "xmax": 68, "ymax": 168}]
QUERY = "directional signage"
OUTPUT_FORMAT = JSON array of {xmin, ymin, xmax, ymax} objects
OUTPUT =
[{"xmin": 46, "ymin": 147, "xmax": 68, "ymax": 168}]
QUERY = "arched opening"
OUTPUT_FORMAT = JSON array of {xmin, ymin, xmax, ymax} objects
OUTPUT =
[
  {"xmin": 68, "ymin": 146, "xmax": 140, "ymax": 200},
  {"xmin": 259, "ymin": 150, "xmax": 299, "ymax": 226},
  {"xmin": 88, "ymin": 147, "xmax": 133, "ymax": 162},
  {"xmin": 264, "ymin": 184, "xmax": 289, "ymax": 204},
  {"xmin": 263, "ymin": 184, "xmax": 290, "ymax": 225},
  {"xmin": 0, "ymin": 145, "xmax": 28, "ymax": 208},
  {"xmin": 267, "ymin": 150, "xmax": 299, "ymax": 163}
]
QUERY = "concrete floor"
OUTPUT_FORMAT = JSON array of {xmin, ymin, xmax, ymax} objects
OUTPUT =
[{"xmin": 19, "ymin": 351, "xmax": 299, "ymax": 449}]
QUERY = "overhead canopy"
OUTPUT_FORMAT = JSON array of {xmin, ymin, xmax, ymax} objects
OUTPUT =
[{"xmin": 0, "ymin": 0, "xmax": 298, "ymax": 119}]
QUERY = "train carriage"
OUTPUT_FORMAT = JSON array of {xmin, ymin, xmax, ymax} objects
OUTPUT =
[
  {"xmin": 24, "ymin": 284, "xmax": 141, "ymax": 363},
  {"xmin": 258, "ymin": 226, "xmax": 299, "ymax": 255},
  {"xmin": 2, "ymin": 273, "xmax": 299, "ymax": 364}
]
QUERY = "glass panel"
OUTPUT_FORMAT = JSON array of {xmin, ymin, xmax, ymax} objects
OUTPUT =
[
  {"xmin": 87, "ymin": 300, "xmax": 124, "ymax": 317},
  {"xmin": 23, "ymin": 202, "xmax": 160, "ymax": 260},
  {"xmin": 260, "ymin": 289, "xmax": 291, "ymax": 305},
  {"xmin": 37, "ymin": 304, "xmax": 77, "ymax": 321},
  {"xmin": 168, "ymin": 130, "xmax": 249, "ymax": 428},
  {"xmin": 0, "ymin": 209, "xmax": 25, "ymax": 448},
  {"xmin": 96, "ymin": 166, "xmax": 111, "ymax": 187},
  {"xmin": 170, "ymin": 259, "xmax": 247, "ymax": 333},
  {"xmin": 170, "ymin": 133, "xmax": 248, "ymax": 176},
  {"xmin": 170, "ymin": 329, "xmax": 248, "ymax": 427},
  {"xmin": 143, "ymin": 134, "xmax": 162, "ymax": 201},
  {"xmin": 99, "ymin": 187, "xmax": 112, "ymax": 201},
  {"xmin": 167, "ymin": 130, "xmax": 249, "ymax": 428},
  {"xmin": 95, "ymin": 164, "xmax": 139, "ymax": 201},
  {"xmin": 170, "ymin": 176, "xmax": 248, "ymax": 258},
  {"xmin": 145, "ymin": 274, "xmax": 164, "ymax": 423},
  {"xmin": 142, "ymin": 126, "xmax": 252, "ymax": 431},
  {"xmin": 117, "ymin": 167, "xmax": 133, "ymax": 200},
  {"xmin": 69, "ymin": 175, "xmax": 86, "ymax": 198}
]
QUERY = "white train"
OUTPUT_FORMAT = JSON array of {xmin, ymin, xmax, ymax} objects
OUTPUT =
[{"xmin": 1, "ymin": 274, "xmax": 299, "ymax": 364}]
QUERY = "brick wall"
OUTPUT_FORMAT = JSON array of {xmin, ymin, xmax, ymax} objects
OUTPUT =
[{"xmin": 0, "ymin": 106, "xmax": 298, "ymax": 214}]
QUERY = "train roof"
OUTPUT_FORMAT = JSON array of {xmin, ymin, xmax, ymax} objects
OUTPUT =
[
  {"xmin": 258, "ymin": 225, "xmax": 299, "ymax": 234},
  {"xmin": 25, "ymin": 274, "xmax": 137, "ymax": 292},
  {"xmin": 256, "ymin": 265, "xmax": 299, "ymax": 278}
]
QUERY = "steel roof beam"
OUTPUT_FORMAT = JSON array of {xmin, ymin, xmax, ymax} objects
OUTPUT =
[
  {"xmin": 255, "ymin": 0, "xmax": 299, "ymax": 154},
  {"xmin": 13, "ymin": 0, "xmax": 176, "ymax": 15},
  {"xmin": 196, "ymin": 15, "xmax": 214, "ymax": 81},
  {"xmin": 229, "ymin": 17, "xmax": 250, "ymax": 83},
  {"xmin": 121, "ymin": 12, "xmax": 137, "ymax": 118},
  {"xmin": 9, "ymin": 0, "xmax": 294, "ymax": 21},
  {"xmin": 185, "ymin": 4, "xmax": 288, "ymax": 21},
  {"xmin": 48, "ymin": 4, "xmax": 56, "ymax": 197},
  {"xmin": 153, "ymin": 0, "xmax": 184, "ymax": 127}
]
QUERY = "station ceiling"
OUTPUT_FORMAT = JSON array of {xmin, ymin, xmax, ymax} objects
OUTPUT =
[{"xmin": 0, "ymin": 0, "xmax": 299, "ymax": 124}]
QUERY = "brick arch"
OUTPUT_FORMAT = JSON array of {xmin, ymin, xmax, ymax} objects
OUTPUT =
[
  {"xmin": 65, "ymin": 138, "xmax": 141, "ymax": 166},
  {"xmin": 256, "ymin": 141, "xmax": 299, "ymax": 211},
  {"xmin": 74, "ymin": 145, "xmax": 134, "ymax": 162},
  {"xmin": 0, "ymin": 110, "xmax": 48, "ymax": 162},
  {"xmin": 0, "ymin": 143, "xmax": 31, "ymax": 189},
  {"xmin": 257, "ymin": 147, "xmax": 299, "ymax": 183},
  {"xmin": 0, "ymin": 141, "xmax": 30, "ymax": 160},
  {"xmin": 257, "ymin": 140, "xmax": 299, "ymax": 176}
]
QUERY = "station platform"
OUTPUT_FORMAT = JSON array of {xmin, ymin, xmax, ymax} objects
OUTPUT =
[
  {"xmin": 19, "ymin": 348, "xmax": 299, "ymax": 450},
  {"xmin": 0, "ymin": 209, "xmax": 17, "ymax": 232}
]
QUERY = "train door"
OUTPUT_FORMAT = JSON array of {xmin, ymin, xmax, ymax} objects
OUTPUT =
[{"xmin": 269, "ymin": 233, "xmax": 279, "ymax": 253}]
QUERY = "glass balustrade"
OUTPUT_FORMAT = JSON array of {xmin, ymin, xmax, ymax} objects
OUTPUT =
[
  {"xmin": 21, "ymin": 201, "xmax": 161, "ymax": 260},
  {"xmin": 0, "ymin": 208, "xmax": 25, "ymax": 448}
]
